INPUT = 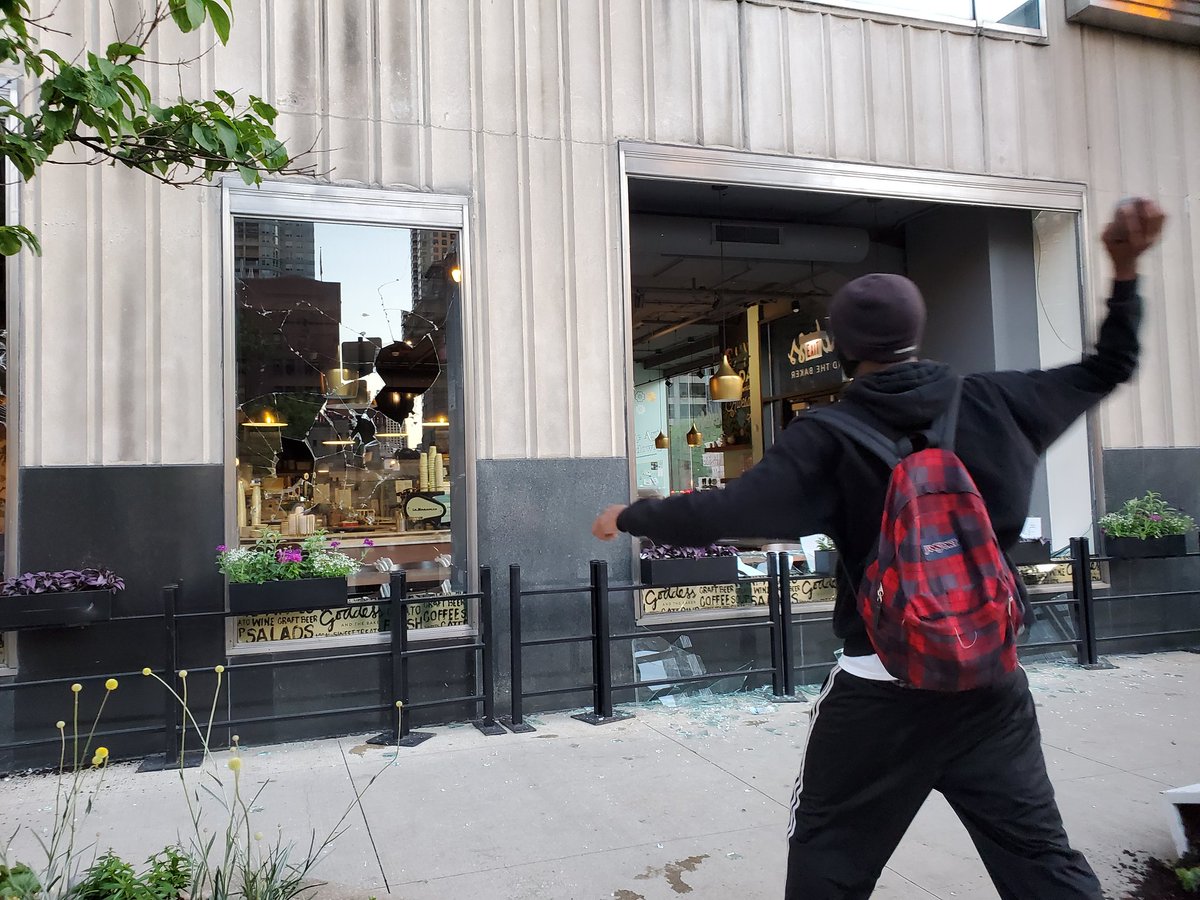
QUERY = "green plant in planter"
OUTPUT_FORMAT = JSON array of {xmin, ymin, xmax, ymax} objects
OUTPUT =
[
  {"xmin": 1098, "ymin": 491, "xmax": 1195, "ymax": 540},
  {"xmin": 815, "ymin": 537, "xmax": 836, "ymax": 552},
  {"xmin": 216, "ymin": 531, "xmax": 368, "ymax": 584}
]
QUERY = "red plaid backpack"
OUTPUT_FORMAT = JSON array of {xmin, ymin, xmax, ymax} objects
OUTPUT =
[{"xmin": 811, "ymin": 383, "xmax": 1022, "ymax": 691}]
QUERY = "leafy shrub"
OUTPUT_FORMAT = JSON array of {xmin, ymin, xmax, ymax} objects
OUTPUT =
[
  {"xmin": 217, "ymin": 531, "xmax": 369, "ymax": 584},
  {"xmin": 1099, "ymin": 491, "xmax": 1195, "ymax": 540},
  {"xmin": 1, "ymin": 569, "xmax": 125, "ymax": 596}
]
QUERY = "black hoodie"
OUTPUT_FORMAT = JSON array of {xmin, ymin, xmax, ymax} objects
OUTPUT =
[{"xmin": 618, "ymin": 279, "xmax": 1142, "ymax": 657}]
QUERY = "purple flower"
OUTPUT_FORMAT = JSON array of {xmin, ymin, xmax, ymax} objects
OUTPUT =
[
  {"xmin": 1149, "ymin": 514, "xmax": 1163, "ymax": 522},
  {"xmin": 363, "ymin": 539, "xmax": 375, "ymax": 547},
  {"xmin": 275, "ymin": 548, "xmax": 303, "ymax": 564},
  {"xmin": 329, "ymin": 541, "xmax": 341, "ymax": 549},
  {"xmin": 216, "ymin": 544, "xmax": 227, "ymax": 553}
]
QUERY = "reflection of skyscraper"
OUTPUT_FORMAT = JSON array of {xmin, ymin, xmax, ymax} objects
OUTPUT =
[
  {"xmin": 405, "ymin": 231, "xmax": 457, "ymax": 430},
  {"xmin": 238, "ymin": 277, "xmax": 341, "ymax": 401},
  {"xmin": 410, "ymin": 230, "xmax": 456, "ymax": 306},
  {"xmin": 235, "ymin": 220, "xmax": 317, "ymax": 279}
]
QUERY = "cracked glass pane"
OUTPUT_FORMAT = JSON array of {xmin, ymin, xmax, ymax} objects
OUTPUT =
[{"xmin": 232, "ymin": 217, "xmax": 465, "ymax": 643}]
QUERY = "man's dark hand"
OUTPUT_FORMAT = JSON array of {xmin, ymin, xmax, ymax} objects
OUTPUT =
[{"xmin": 1102, "ymin": 198, "xmax": 1165, "ymax": 282}]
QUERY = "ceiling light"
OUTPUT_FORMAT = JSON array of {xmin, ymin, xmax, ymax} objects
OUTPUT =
[
  {"xmin": 243, "ymin": 409, "xmax": 287, "ymax": 428},
  {"xmin": 686, "ymin": 423, "xmax": 703, "ymax": 447},
  {"xmin": 654, "ymin": 431, "xmax": 670, "ymax": 450},
  {"xmin": 709, "ymin": 353, "xmax": 743, "ymax": 403}
]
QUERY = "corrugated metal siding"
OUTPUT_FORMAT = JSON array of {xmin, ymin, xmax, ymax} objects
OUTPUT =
[{"xmin": 17, "ymin": 0, "xmax": 1200, "ymax": 466}]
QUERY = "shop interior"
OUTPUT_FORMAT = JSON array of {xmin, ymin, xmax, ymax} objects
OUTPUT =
[
  {"xmin": 629, "ymin": 177, "xmax": 1053, "ymax": 584},
  {"xmin": 232, "ymin": 219, "xmax": 466, "ymax": 638}
]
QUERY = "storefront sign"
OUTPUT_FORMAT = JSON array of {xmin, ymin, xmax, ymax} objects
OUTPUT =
[
  {"xmin": 405, "ymin": 495, "xmax": 446, "ymax": 521},
  {"xmin": 769, "ymin": 318, "xmax": 844, "ymax": 397},
  {"xmin": 641, "ymin": 576, "xmax": 836, "ymax": 614},
  {"xmin": 235, "ymin": 597, "xmax": 467, "ymax": 643}
]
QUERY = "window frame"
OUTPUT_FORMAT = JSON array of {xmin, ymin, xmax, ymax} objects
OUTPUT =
[
  {"xmin": 221, "ymin": 179, "xmax": 477, "ymax": 655},
  {"xmin": 1, "ymin": 77, "xmax": 20, "ymax": 674},
  {"xmin": 801, "ymin": 0, "xmax": 1048, "ymax": 39}
]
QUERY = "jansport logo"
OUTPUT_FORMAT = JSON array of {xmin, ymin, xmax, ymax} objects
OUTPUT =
[{"xmin": 923, "ymin": 538, "xmax": 960, "ymax": 559}]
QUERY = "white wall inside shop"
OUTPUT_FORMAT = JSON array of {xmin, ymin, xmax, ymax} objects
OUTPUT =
[{"xmin": 16, "ymin": 0, "xmax": 1200, "ymax": 467}]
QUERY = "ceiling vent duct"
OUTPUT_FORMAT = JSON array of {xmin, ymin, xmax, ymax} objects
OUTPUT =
[{"xmin": 635, "ymin": 215, "xmax": 870, "ymax": 264}]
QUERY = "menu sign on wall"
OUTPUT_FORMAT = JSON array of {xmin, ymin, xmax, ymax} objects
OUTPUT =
[
  {"xmin": 769, "ymin": 317, "xmax": 845, "ymax": 397},
  {"xmin": 235, "ymin": 597, "xmax": 468, "ymax": 643},
  {"xmin": 641, "ymin": 576, "xmax": 836, "ymax": 614}
]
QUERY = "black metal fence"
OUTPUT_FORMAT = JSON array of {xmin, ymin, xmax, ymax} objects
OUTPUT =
[
  {"xmin": 3, "ymin": 538, "xmax": 1199, "ymax": 768},
  {"xmin": 505, "ymin": 538, "xmax": 1200, "ymax": 729},
  {"xmin": 0, "ymin": 569, "xmax": 502, "ymax": 772}
]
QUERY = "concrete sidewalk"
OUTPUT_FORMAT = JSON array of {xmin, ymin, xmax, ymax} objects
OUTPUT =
[{"xmin": 1, "ymin": 652, "xmax": 1195, "ymax": 899}]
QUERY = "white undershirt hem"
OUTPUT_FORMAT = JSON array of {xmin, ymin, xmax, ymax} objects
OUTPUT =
[{"xmin": 836, "ymin": 653, "xmax": 899, "ymax": 682}]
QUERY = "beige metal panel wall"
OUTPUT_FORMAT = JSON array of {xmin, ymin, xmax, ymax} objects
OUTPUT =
[{"xmin": 17, "ymin": 0, "xmax": 1200, "ymax": 467}]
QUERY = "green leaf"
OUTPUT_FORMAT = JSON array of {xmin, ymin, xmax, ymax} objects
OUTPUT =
[
  {"xmin": 205, "ymin": 0, "xmax": 231, "ymax": 44},
  {"xmin": 214, "ymin": 88, "xmax": 236, "ymax": 107},
  {"xmin": 168, "ymin": 0, "xmax": 193, "ymax": 31},
  {"xmin": 214, "ymin": 120, "xmax": 238, "ymax": 156},
  {"xmin": 237, "ymin": 164, "xmax": 258, "ymax": 185},
  {"xmin": 190, "ymin": 122, "xmax": 217, "ymax": 152},
  {"xmin": 105, "ymin": 42, "xmax": 145, "ymax": 61},
  {"xmin": 185, "ymin": 0, "xmax": 206, "ymax": 28}
]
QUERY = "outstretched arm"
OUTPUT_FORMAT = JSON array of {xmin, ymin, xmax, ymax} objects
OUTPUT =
[
  {"xmin": 592, "ymin": 419, "xmax": 839, "ymax": 547},
  {"xmin": 983, "ymin": 198, "xmax": 1165, "ymax": 452}
]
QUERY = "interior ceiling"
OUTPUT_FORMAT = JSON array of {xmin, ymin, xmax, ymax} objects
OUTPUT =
[{"xmin": 629, "ymin": 178, "xmax": 939, "ymax": 374}]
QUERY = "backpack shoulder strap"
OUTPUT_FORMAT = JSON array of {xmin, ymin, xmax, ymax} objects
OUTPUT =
[
  {"xmin": 808, "ymin": 406, "xmax": 902, "ymax": 469},
  {"xmin": 932, "ymin": 378, "xmax": 964, "ymax": 452}
]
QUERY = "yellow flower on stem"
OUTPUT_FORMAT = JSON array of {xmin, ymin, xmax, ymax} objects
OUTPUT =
[
  {"xmin": 105, "ymin": 678, "xmax": 118, "ymax": 691},
  {"xmin": 55, "ymin": 720, "xmax": 65, "ymax": 730},
  {"xmin": 215, "ymin": 665, "xmax": 225, "ymax": 674},
  {"xmin": 227, "ymin": 757, "xmax": 242, "ymax": 773},
  {"xmin": 95, "ymin": 746, "xmax": 109, "ymax": 759},
  {"xmin": 142, "ymin": 667, "xmax": 152, "ymax": 676},
  {"xmin": 178, "ymin": 670, "xmax": 188, "ymax": 679},
  {"xmin": 71, "ymin": 683, "xmax": 82, "ymax": 694}
]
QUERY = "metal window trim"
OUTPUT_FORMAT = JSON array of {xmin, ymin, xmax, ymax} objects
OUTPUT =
[
  {"xmin": 220, "ymin": 179, "xmax": 478, "ymax": 653},
  {"xmin": 1, "ymin": 77, "xmax": 20, "ymax": 673},
  {"xmin": 782, "ymin": 0, "xmax": 1048, "ymax": 38},
  {"xmin": 617, "ymin": 142, "xmax": 1091, "ymax": 623}
]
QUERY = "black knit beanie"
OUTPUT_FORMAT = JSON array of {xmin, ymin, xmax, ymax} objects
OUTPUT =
[{"xmin": 828, "ymin": 274, "xmax": 926, "ymax": 364}]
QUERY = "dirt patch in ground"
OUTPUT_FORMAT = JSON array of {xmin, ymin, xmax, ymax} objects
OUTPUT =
[{"xmin": 1117, "ymin": 849, "xmax": 1200, "ymax": 899}]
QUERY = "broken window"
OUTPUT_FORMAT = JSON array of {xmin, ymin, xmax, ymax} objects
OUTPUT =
[{"xmin": 232, "ymin": 217, "xmax": 466, "ymax": 645}]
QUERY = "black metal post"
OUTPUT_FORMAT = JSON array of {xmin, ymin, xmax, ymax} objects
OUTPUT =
[
  {"xmin": 473, "ymin": 566, "xmax": 505, "ymax": 735},
  {"xmin": 778, "ymin": 552, "xmax": 797, "ymax": 697},
  {"xmin": 573, "ymin": 560, "xmax": 632, "ymax": 726},
  {"xmin": 1077, "ymin": 537, "xmax": 1103, "ymax": 667},
  {"xmin": 500, "ymin": 565, "xmax": 534, "ymax": 733},
  {"xmin": 138, "ymin": 584, "xmax": 183, "ymax": 773},
  {"xmin": 767, "ymin": 553, "xmax": 785, "ymax": 697},
  {"xmin": 1070, "ymin": 537, "xmax": 1088, "ymax": 666}
]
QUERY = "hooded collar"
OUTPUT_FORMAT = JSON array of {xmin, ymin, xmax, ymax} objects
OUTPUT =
[{"xmin": 841, "ymin": 360, "xmax": 957, "ymax": 431}]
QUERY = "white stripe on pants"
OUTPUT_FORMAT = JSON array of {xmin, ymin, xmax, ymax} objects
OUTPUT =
[{"xmin": 787, "ymin": 665, "xmax": 842, "ymax": 839}]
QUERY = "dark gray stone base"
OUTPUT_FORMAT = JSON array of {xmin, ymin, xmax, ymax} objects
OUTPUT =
[{"xmin": 476, "ymin": 457, "xmax": 634, "ymax": 714}]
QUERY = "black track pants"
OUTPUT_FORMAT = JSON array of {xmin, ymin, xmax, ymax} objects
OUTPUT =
[{"xmin": 785, "ymin": 666, "xmax": 1101, "ymax": 900}]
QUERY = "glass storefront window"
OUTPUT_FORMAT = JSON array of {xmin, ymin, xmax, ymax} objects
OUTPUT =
[
  {"xmin": 818, "ymin": 1, "xmax": 1042, "ymax": 31},
  {"xmin": 232, "ymin": 217, "xmax": 466, "ymax": 645}
]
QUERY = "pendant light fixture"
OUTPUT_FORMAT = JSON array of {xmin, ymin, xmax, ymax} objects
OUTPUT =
[
  {"xmin": 709, "ymin": 351, "xmax": 743, "ymax": 402},
  {"xmin": 708, "ymin": 184, "xmax": 745, "ymax": 404},
  {"xmin": 686, "ymin": 423, "xmax": 703, "ymax": 447},
  {"xmin": 654, "ymin": 431, "xmax": 669, "ymax": 450}
]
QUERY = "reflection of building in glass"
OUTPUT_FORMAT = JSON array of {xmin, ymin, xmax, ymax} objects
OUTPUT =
[
  {"xmin": 235, "ymin": 220, "xmax": 316, "ymax": 279},
  {"xmin": 410, "ymin": 230, "xmax": 456, "ymax": 305},
  {"xmin": 405, "ymin": 231, "xmax": 457, "ymax": 430},
  {"xmin": 237, "ymin": 277, "xmax": 341, "ymax": 403}
]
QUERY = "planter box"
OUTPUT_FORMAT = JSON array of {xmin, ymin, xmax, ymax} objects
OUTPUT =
[
  {"xmin": 1104, "ymin": 534, "xmax": 1189, "ymax": 560},
  {"xmin": 227, "ymin": 577, "xmax": 347, "ymax": 614},
  {"xmin": 810, "ymin": 550, "xmax": 839, "ymax": 576},
  {"xmin": 0, "ymin": 589, "xmax": 114, "ymax": 631},
  {"xmin": 640, "ymin": 556, "xmax": 739, "ymax": 588},
  {"xmin": 1009, "ymin": 540, "xmax": 1052, "ymax": 566}
]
